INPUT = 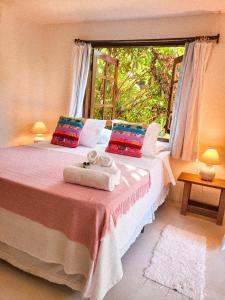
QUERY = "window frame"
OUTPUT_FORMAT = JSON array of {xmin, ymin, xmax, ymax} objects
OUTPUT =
[
  {"xmin": 84, "ymin": 43, "xmax": 185, "ymax": 141},
  {"xmin": 89, "ymin": 49, "xmax": 119, "ymax": 121},
  {"xmin": 165, "ymin": 55, "xmax": 184, "ymax": 133}
]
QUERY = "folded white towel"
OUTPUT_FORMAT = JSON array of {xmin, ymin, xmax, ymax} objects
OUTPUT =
[
  {"xmin": 73, "ymin": 162, "xmax": 121, "ymax": 186},
  {"xmin": 87, "ymin": 150, "xmax": 98, "ymax": 164},
  {"xmin": 63, "ymin": 166, "xmax": 115, "ymax": 191},
  {"xmin": 90, "ymin": 164, "xmax": 121, "ymax": 186}
]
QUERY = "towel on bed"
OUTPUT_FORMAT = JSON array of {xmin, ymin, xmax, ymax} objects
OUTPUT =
[
  {"xmin": 95, "ymin": 155, "xmax": 114, "ymax": 167},
  {"xmin": 87, "ymin": 151, "xmax": 114, "ymax": 168},
  {"xmin": 89, "ymin": 164, "xmax": 121, "ymax": 186},
  {"xmin": 87, "ymin": 150, "xmax": 98, "ymax": 163},
  {"xmin": 63, "ymin": 166, "xmax": 115, "ymax": 191}
]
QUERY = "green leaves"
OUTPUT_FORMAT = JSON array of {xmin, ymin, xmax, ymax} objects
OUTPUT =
[{"xmin": 97, "ymin": 46, "xmax": 185, "ymax": 127}]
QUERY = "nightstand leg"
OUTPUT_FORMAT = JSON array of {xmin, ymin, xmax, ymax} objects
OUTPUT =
[
  {"xmin": 181, "ymin": 182, "xmax": 191, "ymax": 215},
  {"xmin": 216, "ymin": 189, "xmax": 225, "ymax": 225}
]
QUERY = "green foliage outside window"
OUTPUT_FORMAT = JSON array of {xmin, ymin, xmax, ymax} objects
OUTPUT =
[{"xmin": 95, "ymin": 46, "xmax": 185, "ymax": 135}]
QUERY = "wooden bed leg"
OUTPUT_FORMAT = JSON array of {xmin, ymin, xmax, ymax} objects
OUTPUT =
[{"xmin": 141, "ymin": 226, "xmax": 145, "ymax": 234}]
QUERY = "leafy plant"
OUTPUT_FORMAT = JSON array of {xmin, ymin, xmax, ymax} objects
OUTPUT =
[{"xmin": 96, "ymin": 46, "xmax": 185, "ymax": 129}]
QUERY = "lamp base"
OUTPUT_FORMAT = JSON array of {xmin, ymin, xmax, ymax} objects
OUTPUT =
[
  {"xmin": 34, "ymin": 134, "xmax": 45, "ymax": 143},
  {"xmin": 199, "ymin": 164, "xmax": 215, "ymax": 181}
]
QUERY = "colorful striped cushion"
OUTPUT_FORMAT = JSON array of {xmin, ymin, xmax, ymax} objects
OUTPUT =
[
  {"xmin": 51, "ymin": 116, "xmax": 84, "ymax": 148},
  {"xmin": 105, "ymin": 122, "xmax": 146, "ymax": 158}
]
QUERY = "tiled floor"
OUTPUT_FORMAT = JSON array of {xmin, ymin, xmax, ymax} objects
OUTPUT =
[{"xmin": 0, "ymin": 202, "xmax": 225, "ymax": 300}]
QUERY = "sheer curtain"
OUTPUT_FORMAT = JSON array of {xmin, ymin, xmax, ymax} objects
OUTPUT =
[
  {"xmin": 69, "ymin": 42, "xmax": 92, "ymax": 118},
  {"xmin": 169, "ymin": 41, "xmax": 213, "ymax": 161}
]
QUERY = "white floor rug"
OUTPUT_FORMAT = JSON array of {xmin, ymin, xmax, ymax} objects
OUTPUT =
[{"xmin": 144, "ymin": 225, "xmax": 206, "ymax": 300}]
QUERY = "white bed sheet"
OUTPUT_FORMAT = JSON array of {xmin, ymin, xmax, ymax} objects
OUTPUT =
[
  {"xmin": 0, "ymin": 142, "xmax": 175, "ymax": 300},
  {"xmin": 32, "ymin": 141, "xmax": 175, "ymax": 186}
]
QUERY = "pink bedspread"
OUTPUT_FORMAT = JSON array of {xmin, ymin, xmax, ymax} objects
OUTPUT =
[{"xmin": 0, "ymin": 146, "xmax": 150, "ymax": 261}]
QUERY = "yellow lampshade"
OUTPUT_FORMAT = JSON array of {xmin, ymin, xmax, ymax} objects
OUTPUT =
[
  {"xmin": 200, "ymin": 149, "xmax": 220, "ymax": 165},
  {"xmin": 31, "ymin": 121, "xmax": 48, "ymax": 134}
]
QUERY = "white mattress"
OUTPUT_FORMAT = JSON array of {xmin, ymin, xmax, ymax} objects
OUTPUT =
[{"xmin": 0, "ymin": 142, "xmax": 175, "ymax": 300}]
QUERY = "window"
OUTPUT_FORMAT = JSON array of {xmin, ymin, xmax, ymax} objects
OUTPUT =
[
  {"xmin": 85, "ymin": 45, "xmax": 184, "ymax": 137},
  {"xmin": 165, "ymin": 55, "xmax": 183, "ymax": 133},
  {"xmin": 90, "ymin": 50, "xmax": 119, "ymax": 120}
]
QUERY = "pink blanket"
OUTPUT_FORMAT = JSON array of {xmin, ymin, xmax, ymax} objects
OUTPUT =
[{"xmin": 0, "ymin": 146, "xmax": 150, "ymax": 261}]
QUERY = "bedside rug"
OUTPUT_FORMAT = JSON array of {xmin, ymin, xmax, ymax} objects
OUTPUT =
[{"xmin": 144, "ymin": 225, "xmax": 206, "ymax": 300}]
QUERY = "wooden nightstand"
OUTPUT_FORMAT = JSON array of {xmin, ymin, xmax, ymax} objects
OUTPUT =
[{"xmin": 178, "ymin": 172, "xmax": 225, "ymax": 225}]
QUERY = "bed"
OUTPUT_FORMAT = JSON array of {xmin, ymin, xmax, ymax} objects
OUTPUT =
[{"xmin": 0, "ymin": 141, "xmax": 175, "ymax": 300}]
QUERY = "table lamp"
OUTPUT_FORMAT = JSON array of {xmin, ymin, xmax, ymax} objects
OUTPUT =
[
  {"xmin": 31, "ymin": 121, "xmax": 48, "ymax": 143},
  {"xmin": 199, "ymin": 148, "xmax": 220, "ymax": 181}
]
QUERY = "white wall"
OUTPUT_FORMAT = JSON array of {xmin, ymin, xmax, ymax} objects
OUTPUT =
[{"xmin": 0, "ymin": 5, "xmax": 45, "ymax": 146}]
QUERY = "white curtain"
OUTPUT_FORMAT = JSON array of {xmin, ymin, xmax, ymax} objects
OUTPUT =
[
  {"xmin": 69, "ymin": 42, "xmax": 92, "ymax": 118},
  {"xmin": 169, "ymin": 41, "xmax": 213, "ymax": 161}
]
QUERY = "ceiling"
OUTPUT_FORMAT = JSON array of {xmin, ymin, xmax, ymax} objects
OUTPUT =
[{"xmin": 3, "ymin": 0, "xmax": 225, "ymax": 24}]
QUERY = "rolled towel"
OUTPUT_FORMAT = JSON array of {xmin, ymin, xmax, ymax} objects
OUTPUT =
[
  {"xmin": 90, "ymin": 164, "xmax": 121, "ymax": 186},
  {"xmin": 96, "ymin": 155, "xmax": 114, "ymax": 167},
  {"xmin": 73, "ymin": 162, "xmax": 121, "ymax": 186},
  {"xmin": 63, "ymin": 166, "xmax": 115, "ymax": 192},
  {"xmin": 87, "ymin": 150, "xmax": 98, "ymax": 164}
]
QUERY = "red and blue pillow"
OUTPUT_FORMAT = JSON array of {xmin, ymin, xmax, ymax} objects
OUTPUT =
[
  {"xmin": 51, "ymin": 116, "xmax": 84, "ymax": 148},
  {"xmin": 105, "ymin": 122, "xmax": 146, "ymax": 158}
]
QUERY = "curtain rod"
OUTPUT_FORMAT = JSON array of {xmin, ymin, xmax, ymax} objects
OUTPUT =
[{"xmin": 74, "ymin": 34, "xmax": 220, "ymax": 47}]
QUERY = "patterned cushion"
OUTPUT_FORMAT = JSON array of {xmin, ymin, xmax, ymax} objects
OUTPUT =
[
  {"xmin": 105, "ymin": 122, "xmax": 146, "ymax": 157},
  {"xmin": 51, "ymin": 116, "xmax": 84, "ymax": 148}
]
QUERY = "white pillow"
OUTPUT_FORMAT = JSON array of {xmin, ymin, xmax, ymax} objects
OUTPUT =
[
  {"xmin": 79, "ymin": 119, "xmax": 106, "ymax": 148},
  {"xmin": 97, "ymin": 128, "xmax": 111, "ymax": 144},
  {"xmin": 142, "ymin": 122, "xmax": 161, "ymax": 157},
  {"xmin": 155, "ymin": 140, "xmax": 169, "ymax": 154}
]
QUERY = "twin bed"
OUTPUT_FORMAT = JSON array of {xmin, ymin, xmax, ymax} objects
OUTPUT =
[{"xmin": 0, "ymin": 141, "xmax": 175, "ymax": 300}]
